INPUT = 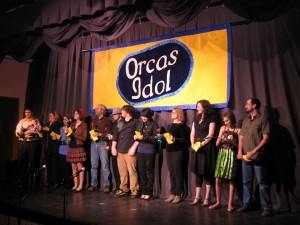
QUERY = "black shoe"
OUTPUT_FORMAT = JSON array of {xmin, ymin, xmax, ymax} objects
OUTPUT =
[
  {"xmin": 261, "ymin": 210, "xmax": 273, "ymax": 217},
  {"xmin": 130, "ymin": 193, "xmax": 139, "ymax": 199},
  {"xmin": 237, "ymin": 206, "xmax": 251, "ymax": 213}
]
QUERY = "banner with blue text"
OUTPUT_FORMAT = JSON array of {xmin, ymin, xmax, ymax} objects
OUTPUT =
[{"xmin": 90, "ymin": 24, "xmax": 231, "ymax": 112}]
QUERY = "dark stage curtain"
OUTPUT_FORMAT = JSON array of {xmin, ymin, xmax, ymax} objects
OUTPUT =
[
  {"xmin": 27, "ymin": 5, "xmax": 300, "ymax": 211},
  {"xmin": 0, "ymin": 0, "xmax": 298, "ymax": 60}
]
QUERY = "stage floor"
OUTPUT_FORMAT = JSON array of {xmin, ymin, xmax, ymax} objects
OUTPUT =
[{"xmin": 0, "ymin": 183, "xmax": 299, "ymax": 225}]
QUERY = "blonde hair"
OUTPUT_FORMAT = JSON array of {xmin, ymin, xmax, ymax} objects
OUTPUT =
[{"xmin": 173, "ymin": 107, "xmax": 185, "ymax": 122}]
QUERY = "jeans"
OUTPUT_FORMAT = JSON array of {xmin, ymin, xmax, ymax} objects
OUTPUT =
[
  {"xmin": 242, "ymin": 161, "xmax": 272, "ymax": 210},
  {"xmin": 90, "ymin": 141, "xmax": 110, "ymax": 187}
]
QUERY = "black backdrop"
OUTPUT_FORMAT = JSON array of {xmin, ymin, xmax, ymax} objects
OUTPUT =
[{"xmin": 1, "ymin": 1, "xmax": 299, "ymax": 211}]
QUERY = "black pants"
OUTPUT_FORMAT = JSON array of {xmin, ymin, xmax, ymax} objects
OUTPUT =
[
  {"xmin": 17, "ymin": 141, "xmax": 40, "ymax": 182},
  {"xmin": 166, "ymin": 151, "xmax": 183, "ymax": 196},
  {"xmin": 137, "ymin": 152, "xmax": 156, "ymax": 195},
  {"xmin": 111, "ymin": 155, "xmax": 120, "ymax": 190},
  {"xmin": 47, "ymin": 150, "xmax": 61, "ymax": 185}
]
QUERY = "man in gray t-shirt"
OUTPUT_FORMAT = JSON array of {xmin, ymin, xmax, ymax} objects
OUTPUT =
[{"xmin": 237, "ymin": 98, "xmax": 273, "ymax": 217}]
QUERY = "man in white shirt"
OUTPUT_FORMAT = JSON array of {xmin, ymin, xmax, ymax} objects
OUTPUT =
[{"xmin": 16, "ymin": 108, "xmax": 41, "ymax": 183}]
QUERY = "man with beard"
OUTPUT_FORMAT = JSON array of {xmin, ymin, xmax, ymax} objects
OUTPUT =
[{"xmin": 237, "ymin": 98, "xmax": 273, "ymax": 217}]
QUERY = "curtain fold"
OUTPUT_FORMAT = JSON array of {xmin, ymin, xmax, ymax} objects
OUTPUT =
[
  {"xmin": 146, "ymin": 0, "xmax": 210, "ymax": 27},
  {"xmin": 224, "ymin": 0, "xmax": 297, "ymax": 21},
  {"xmin": 1, "ymin": 0, "xmax": 299, "ymax": 60}
]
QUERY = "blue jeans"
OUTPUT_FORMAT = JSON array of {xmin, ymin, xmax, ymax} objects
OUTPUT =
[
  {"xmin": 90, "ymin": 141, "xmax": 110, "ymax": 187},
  {"xmin": 242, "ymin": 161, "xmax": 272, "ymax": 210}
]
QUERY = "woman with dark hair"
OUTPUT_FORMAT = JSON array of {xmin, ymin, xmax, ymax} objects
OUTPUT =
[
  {"xmin": 209, "ymin": 110, "xmax": 239, "ymax": 211},
  {"xmin": 65, "ymin": 109, "xmax": 87, "ymax": 192},
  {"xmin": 190, "ymin": 100, "xmax": 217, "ymax": 206},
  {"xmin": 134, "ymin": 108, "xmax": 158, "ymax": 200},
  {"xmin": 164, "ymin": 107, "xmax": 190, "ymax": 204},
  {"xmin": 42, "ymin": 111, "xmax": 63, "ymax": 188}
]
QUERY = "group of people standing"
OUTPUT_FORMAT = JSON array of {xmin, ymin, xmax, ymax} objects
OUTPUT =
[{"xmin": 15, "ymin": 97, "xmax": 273, "ymax": 217}]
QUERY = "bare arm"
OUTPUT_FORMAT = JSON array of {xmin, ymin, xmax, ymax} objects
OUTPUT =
[
  {"xmin": 246, "ymin": 133, "xmax": 269, "ymax": 159},
  {"xmin": 190, "ymin": 122, "xmax": 195, "ymax": 150},
  {"xmin": 216, "ymin": 126, "xmax": 225, "ymax": 147},
  {"xmin": 201, "ymin": 122, "xmax": 216, "ymax": 147}
]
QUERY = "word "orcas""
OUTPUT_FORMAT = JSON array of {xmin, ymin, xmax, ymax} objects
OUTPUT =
[{"xmin": 117, "ymin": 40, "xmax": 194, "ymax": 105}]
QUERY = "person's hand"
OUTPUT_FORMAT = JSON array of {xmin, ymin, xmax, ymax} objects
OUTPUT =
[
  {"xmin": 52, "ymin": 135, "xmax": 57, "ymax": 140},
  {"xmin": 246, "ymin": 151, "xmax": 255, "ymax": 159},
  {"xmin": 64, "ymin": 126, "xmax": 68, "ymax": 134},
  {"xmin": 111, "ymin": 147, "xmax": 118, "ymax": 156},
  {"xmin": 237, "ymin": 152, "xmax": 243, "ymax": 160},
  {"xmin": 43, "ymin": 126, "xmax": 50, "ymax": 131},
  {"xmin": 24, "ymin": 133, "xmax": 32, "ymax": 139},
  {"xmin": 168, "ymin": 134, "xmax": 175, "ymax": 142},
  {"xmin": 128, "ymin": 146, "xmax": 137, "ymax": 156},
  {"xmin": 107, "ymin": 134, "xmax": 113, "ymax": 140},
  {"xmin": 134, "ymin": 135, "xmax": 143, "ymax": 140}
]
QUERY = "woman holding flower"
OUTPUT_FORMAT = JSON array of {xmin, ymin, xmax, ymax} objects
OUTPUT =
[{"xmin": 209, "ymin": 110, "xmax": 240, "ymax": 211}]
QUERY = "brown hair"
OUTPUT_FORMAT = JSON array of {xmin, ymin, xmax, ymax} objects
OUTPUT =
[
  {"xmin": 196, "ymin": 99, "xmax": 215, "ymax": 121},
  {"xmin": 121, "ymin": 105, "xmax": 136, "ymax": 117},
  {"xmin": 223, "ymin": 110, "xmax": 237, "ymax": 126}
]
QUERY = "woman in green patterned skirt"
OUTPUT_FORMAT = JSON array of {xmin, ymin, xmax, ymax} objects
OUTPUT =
[{"xmin": 209, "ymin": 111, "xmax": 239, "ymax": 211}]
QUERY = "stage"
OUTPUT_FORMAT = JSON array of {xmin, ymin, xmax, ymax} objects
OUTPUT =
[{"xmin": 0, "ymin": 182, "xmax": 299, "ymax": 225}]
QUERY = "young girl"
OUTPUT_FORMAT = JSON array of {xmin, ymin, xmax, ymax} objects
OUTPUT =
[{"xmin": 209, "ymin": 111, "xmax": 240, "ymax": 211}]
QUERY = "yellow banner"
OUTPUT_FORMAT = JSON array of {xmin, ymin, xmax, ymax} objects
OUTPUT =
[{"xmin": 90, "ymin": 24, "xmax": 231, "ymax": 111}]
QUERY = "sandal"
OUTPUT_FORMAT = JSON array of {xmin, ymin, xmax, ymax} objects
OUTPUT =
[
  {"xmin": 209, "ymin": 203, "xmax": 221, "ymax": 210},
  {"xmin": 202, "ymin": 198, "xmax": 210, "ymax": 207},
  {"xmin": 75, "ymin": 186, "xmax": 83, "ymax": 192},
  {"xmin": 140, "ymin": 195, "xmax": 145, "ymax": 200},
  {"xmin": 144, "ymin": 195, "xmax": 151, "ymax": 200},
  {"xmin": 71, "ymin": 186, "xmax": 78, "ymax": 191},
  {"xmin": 227, "ymin": 207, "xmax": 235, "ymax": 212},
  {"xmin": 190, "ymin": 197, "xmax": 202, "ymax": 206}
]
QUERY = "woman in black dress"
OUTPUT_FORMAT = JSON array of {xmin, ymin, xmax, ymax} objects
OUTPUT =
[{"xmin": 190, "ymin": 100, "xmax": 217, "ymax": 206}]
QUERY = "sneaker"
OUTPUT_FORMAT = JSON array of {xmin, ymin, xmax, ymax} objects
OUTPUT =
[
  {"xmin": 87, "ymin": 186, "xmax": 98, "ymax": 192},
  {"xmin": 103, "ymin": 186, "xmax": 110, "ymax": 193},
  {"xmin": 237, "ymin": 205, "xmax": 251, "ymax": 213},
  {"xmin": 261, "ymin": 210, "xmax": 273, "ymax": 217},
  {"xmin": 113, "ymin": 189, "xmax": 129, "ymax": 198}
]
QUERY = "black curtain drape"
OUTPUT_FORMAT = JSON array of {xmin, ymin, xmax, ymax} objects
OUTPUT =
[
  {"xmin": 0, "ymin": 0, "xmax": 298, "ymax": 61},
  {"xmin": 26, "ymin": 4, "xmax": 300, "ymax": 211}
]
